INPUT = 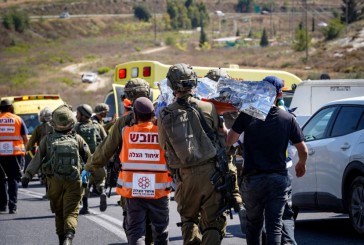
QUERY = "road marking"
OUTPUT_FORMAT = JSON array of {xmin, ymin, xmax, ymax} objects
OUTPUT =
[
  {"xmin": 19, "ymin": 189, "xmax": 44, "ymax": 198},
  {"xmin": 86, "ymin": 213, "xmax": 127, "ymax": 242}
]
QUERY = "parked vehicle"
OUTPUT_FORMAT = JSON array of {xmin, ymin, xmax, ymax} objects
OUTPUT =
[
  {"xmin": 290, "ymin": 96, "xmax": 364, "ymax": 234},
  {"xmin": 289, "ymin": 79, "xmax": 364, "ymax": 125},
  {"xmin": 81, "ymin": 72, "xmax": 98, "ymax": 83},
  {"xmin": 59, "ymin": 11, "xmax": 70, "ymax": 19}
]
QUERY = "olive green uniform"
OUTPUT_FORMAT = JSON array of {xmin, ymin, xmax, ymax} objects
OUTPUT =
[
  {"xmin": 24, "ymin": 132, "xmax": 91, "ymax": 237},
  {"xmin": 222, "ymin": 112, "xmax": 243, "ymax": 205},
  {"xmin": 26, "ymin": 122, "xmax": 54, "ymax": 152},
  {"xmin": 158, "ymin": 95, "xmax": 227, "ymax": 245},
  {"xmin": 75, "ymin": 119, "xmax": 107, "ymax": 195}
]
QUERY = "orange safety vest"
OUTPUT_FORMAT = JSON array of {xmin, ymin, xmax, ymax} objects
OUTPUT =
[
  {"xmin": 0, "ymin": 112, "xmax": 26, "ymax": 156},
  {"xmin": 116, "ymin": 121, "xmax": 172, "ymax": 199}
]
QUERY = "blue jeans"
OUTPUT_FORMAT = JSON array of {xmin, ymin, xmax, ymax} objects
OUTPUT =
[{"xmin": 241, "ymin": 173, "xmax": 290, "ymax": 245}]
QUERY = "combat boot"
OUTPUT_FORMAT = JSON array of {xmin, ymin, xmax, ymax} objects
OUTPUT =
[
  {"xmin": 58, "ymin": 234, "xmax": 64, "ymax": 245},
  {"xmin": 63, "ymin": 231, "xmax": 74, "ymax": 245},
  {"xmin": 99, "ymin": 187, "xmax": 107, "ymax": 212},
  {"xmin": 79, "ymin": 197, "xmax": 90, "ymax": 215}
]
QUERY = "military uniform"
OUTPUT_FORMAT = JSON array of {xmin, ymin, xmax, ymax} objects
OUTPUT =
[
  {"xmin": 159, "ymin": 94, "xmax": 227, "ymax": 245},
  {"xmin": 26, "ymin": 122, "xmax": 54, "ymax": 152},
  {"xmin": 22, "ymin": 104, "xmax": 91, "ymax": 245}
]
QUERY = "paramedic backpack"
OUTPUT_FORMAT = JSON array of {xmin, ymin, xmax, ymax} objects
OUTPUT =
[
  {"xmin": 42, "ymin": 132, "xmax": 81, "ymax": 180},
  {"xmin": 75, "ymin": 122, "xmax": 101, "ymax": 153},
  {"xmin": 159, "ymin": 98, "xmax": 216, "ymax": 168}
]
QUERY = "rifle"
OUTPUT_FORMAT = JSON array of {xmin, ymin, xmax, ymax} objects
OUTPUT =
[
  {"xmin": 176, "ymin": 98, "xmax": 237, "ymax": 219},
  {"xmin": 105, "ymin": 151, "xmax": 121, "ymax": 198}
]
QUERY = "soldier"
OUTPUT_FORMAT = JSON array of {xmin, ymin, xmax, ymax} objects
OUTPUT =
[
  {"xmin": 83, "ymin": 78, "xmax": 154, "ymax": 244},
  {"xmin": 0, "ymin": 99, "xmax": 28, "ymax": 214},
  {"xmin": 205, "ymin": 68, "xmax": 246, "ymax": 234},
  {"xmin": 158, "ymin": 63, "xmax": 227, "ymax": 244},
  {"xmin": 75, "ymin": 104, "xmax": 107, "ymax": 214},
  {"xmin": 92, "ymin": 103, "xmax": 116, "ymax": 133},
  {"xmin": 26, "ymin": 107, "xmax": 54, "ymax": 199},
  {"xmin": 21, "ymin": 104, "xmax": 91, "ymax": 245}
]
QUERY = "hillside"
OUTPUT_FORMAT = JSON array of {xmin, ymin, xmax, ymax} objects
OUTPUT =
[{"xmin": 0, "ymin": 0, "xmax": 363, "ymax": 108}]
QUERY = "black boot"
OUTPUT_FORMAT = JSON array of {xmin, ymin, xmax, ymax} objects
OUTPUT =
[
  {"xmin": 63, "ymin": 231, "xmax": 74, "ymax": 245},
  {"xmin": 99, "ymin": 187, "xmax": 107, "ymax": 212},
  {"xmin": 79, "ymin": 197, "xmax": 90, "ymax": 215},
  {"xmin": 58, "ymin": 234, "xmax": 64, "ymax": 245}
]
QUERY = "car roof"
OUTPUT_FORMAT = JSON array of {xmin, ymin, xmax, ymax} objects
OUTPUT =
[{"xmin": 324, "ymin": 96, "xmax": 364, "ymax": 107}]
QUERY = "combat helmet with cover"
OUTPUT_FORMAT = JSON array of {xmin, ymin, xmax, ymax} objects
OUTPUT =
[
  {"xmin": 166, "ymin": 63, "xmax": 198, "ymax": 92},
  {"xmin": 94, "ymin": 103, "xmax": 109, "ymax": 114},
  {"xmin": 205, "ymin": 68, "xmax": 230, "ymax": 82},
  {"xmin": 39, "ymin": 107, "xmax": 52, "ymax": 123},
  {"xmin": 124, "ymin": 78, "xmax": 150, "ymax": 101},
  {"xmin": 51, "ymin": 104, "xmax": 76, "ymax": 132},
  {"xmin": 77, "ymin": 104, "xmax": 93, "ymax": 118}
]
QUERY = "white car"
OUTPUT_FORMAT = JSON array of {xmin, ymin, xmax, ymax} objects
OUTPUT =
[
  {"xmin": 290, "ymin": 96, "xmax": 364, "ymax": 234},
  {"xmin": 81, "ymin": 72, "xmax": 98, "ymax": 83}
]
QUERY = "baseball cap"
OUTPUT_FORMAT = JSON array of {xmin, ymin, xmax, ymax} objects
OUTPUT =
[
  {"xmin": 133, "ymin": 97, "xmax": 154, "ymax": 114},
  {"xmin": 263, "ymin": 76, "xmax": 284, "ymax": 94}
]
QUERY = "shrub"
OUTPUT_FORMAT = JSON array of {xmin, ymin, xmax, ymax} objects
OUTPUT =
[
  {"xmin": 260, "ymin": 28, "xmax": 269, "ymax": 47},
  {"xmin": 2, "ymin": 11, "xmax": 29, "ymax": 33},
  {"xmin": 165, "ymin": 36, "xmax": 176, "ymax": 46},
  {"xmin": 323, "ymin": 18, "xmax": 345, "ymax": 40},
  {"xmin": 97, "ymin": 66, "xmax": 111, "ymax": 75},
  {"xmin": 133, "ymin": 5, "xmax": 151, "ymax": 22}
]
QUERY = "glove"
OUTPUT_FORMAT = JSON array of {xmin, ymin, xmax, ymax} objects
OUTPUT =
[
  {"xmin": 21, "ymin": 176, "xmax": 30, "ymax": 188},
  {"xmin": 81, "ymin": 170, "xmax": 91, "ymax": 184}
]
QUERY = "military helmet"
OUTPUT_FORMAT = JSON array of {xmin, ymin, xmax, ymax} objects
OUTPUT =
[
  {"xmin": 166, "ymin": 63, "xmax": 197, "ymax": 92},
  {"xmin": 77, "ymin": 104, "xmax": 93, "ymax": 118},
  {"xmin": 205, "ymin": 68, "xmax": 230, "ymax": 82},
  {"xmin": 124, "ymin": 78, "xmax": 150, "ymax": 101},
  {"xmin": 39, "ymin": 107, "xmax": 52, "ymax": 123},
  {"xmin": 51, "ymin": 104, "xmax": 76, "ymax": 131},
  {"xmin": 94, "ymin": 103, "xmax": 109, "ymax": 114}
]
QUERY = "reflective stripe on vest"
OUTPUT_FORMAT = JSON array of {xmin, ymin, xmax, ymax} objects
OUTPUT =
[
  {"xmin": 0, "ymin": 112, "xmax": 25, "ymax": 156},
  {"xmin": 122, "ymin": 162, "xmax": 167, "ymax": 171},
  {"xmin": 116, "ymin": 122, "xmax": 172, "ymax": 199}
]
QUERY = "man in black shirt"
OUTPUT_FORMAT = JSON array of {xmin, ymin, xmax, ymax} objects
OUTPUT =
[{"xmin": 227, "ymin": 76, "xmax": 308, "ymax": 245}]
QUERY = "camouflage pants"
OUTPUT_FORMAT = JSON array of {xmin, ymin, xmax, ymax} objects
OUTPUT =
[
  {"xmin": 174, "ymin": 162, "xmax": 227, "ymax": 245},
  {"xmin": 47, "ymin": 176, "xmax": 83, "ymax": 236}
]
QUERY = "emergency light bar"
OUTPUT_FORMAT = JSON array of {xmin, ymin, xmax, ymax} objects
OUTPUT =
[
  {"xmin": 13, "ymin": 95, "xmax": 60, "ymax": 101},
  {"xmin": 118, "ymin": 69, "xmax": 127, "ymax": 79}
]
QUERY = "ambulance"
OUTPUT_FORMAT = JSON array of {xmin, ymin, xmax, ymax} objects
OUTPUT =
[{"xmin": 104, "ymin": 60, "xmax": 302, "ymax": 119}]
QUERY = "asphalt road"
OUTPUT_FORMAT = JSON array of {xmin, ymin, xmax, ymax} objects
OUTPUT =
[{"xmin": 0, "ymin": 180, "xmax": 363, "ymax": 245}]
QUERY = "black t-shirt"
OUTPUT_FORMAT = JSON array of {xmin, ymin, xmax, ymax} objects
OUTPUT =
[{"xmin": 231, "ymin": 106, "xmax": 304, "ymax": 174}]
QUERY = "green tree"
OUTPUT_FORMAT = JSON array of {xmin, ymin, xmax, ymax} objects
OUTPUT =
[
  {"xmin": 341, "ymin": 0, "xmax": 362, "ymax": 24},
  {"xmin": 260, "ymin": 28, "xmax": 269, "ymax": 47},
  {"xmin": 292, "ymin": 22, "xmax": 311, "ymax": 51},
  {"xmin": 323, "ymin": 18, "xmax": 345, "ymax": 40},
  {"xmin": 2, "ymin": 11, "xmax": 29, "ymax": 33},
  {"xmin": 199, "ymin": 25, "xmax": 208, "ymax": 47},
  {"xmin": 237, "ymin": 0, "xmax": 254, "ymax": 13},
  {"xmin": 133, "ymin": 5, "xmax": 151, "ymax": 22}
]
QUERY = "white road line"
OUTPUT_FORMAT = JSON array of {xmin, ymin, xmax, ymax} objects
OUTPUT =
[
  {"xmin": 86, "ymin": 214, "xmax": 127, "ymax": 242},
  {"xmin": 19, "ymin": 189, "xmax": 44, "ymax": 198}
]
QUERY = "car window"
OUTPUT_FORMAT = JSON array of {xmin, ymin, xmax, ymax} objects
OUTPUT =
[
  {"xmin": 331, "ymin": 106, "xmax": 364, "ymax": 137},
  {"xmin": 303, "ymin": 106, "xmax": 336, "ymax": 141}
]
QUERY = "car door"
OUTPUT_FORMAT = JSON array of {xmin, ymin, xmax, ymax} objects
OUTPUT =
[
  {"xmin": 291, "ymin": 106, "xmax": 338, "ymax": 208},
  {"xmin": 316, "ymin": 105, "xmax": 364, "ymax": 207}
]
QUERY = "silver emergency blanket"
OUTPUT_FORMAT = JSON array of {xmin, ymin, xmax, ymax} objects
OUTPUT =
[{"xmin": 155, "ymin": 77, "xmax": 277, "ymax": 121}]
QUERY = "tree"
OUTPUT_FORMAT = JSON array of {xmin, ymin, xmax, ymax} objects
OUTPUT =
[
  {"xmin": 133, "ymin": 5, "xmax": 151, "ymax": 22},
  {"xmin": 237, "ymin": 0, "xmax": 254, "ymax": 13},
  {"xmin": 323, "ymin": 18, "xmax": 345, "ymax": 40},
  {"xmin": 199, "ymin": 25, "xmax": 208, "ymax": 47},
  {"xmin": 260, "ymin": 28, "xmax": 269, "ymax": 47},
  {"xmin": 292, "ymin": 22, "xmax": 311, "ymax": 51},
  {"xmin": 341, "ymin": 0, "xmax": 363, "ymax": 24}
]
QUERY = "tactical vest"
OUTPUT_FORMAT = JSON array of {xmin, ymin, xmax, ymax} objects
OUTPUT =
[
  {"xmin": 159, "ymin": 101, "xmax": 217, "ymax": 169},
  {"xmin": 75, "ymin": 121, "xmax": 101, "ymax": 153},
  {"xmin": 0, "ymin": 112, "xmax": 26, "ymax": 156},
  {"xmin": 42, "ymin": 132, "xmax": 82, "ymax": 180},
  {"xmin": 116, "ymin": 122, "xmax": 172, "ymax": 199}
]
